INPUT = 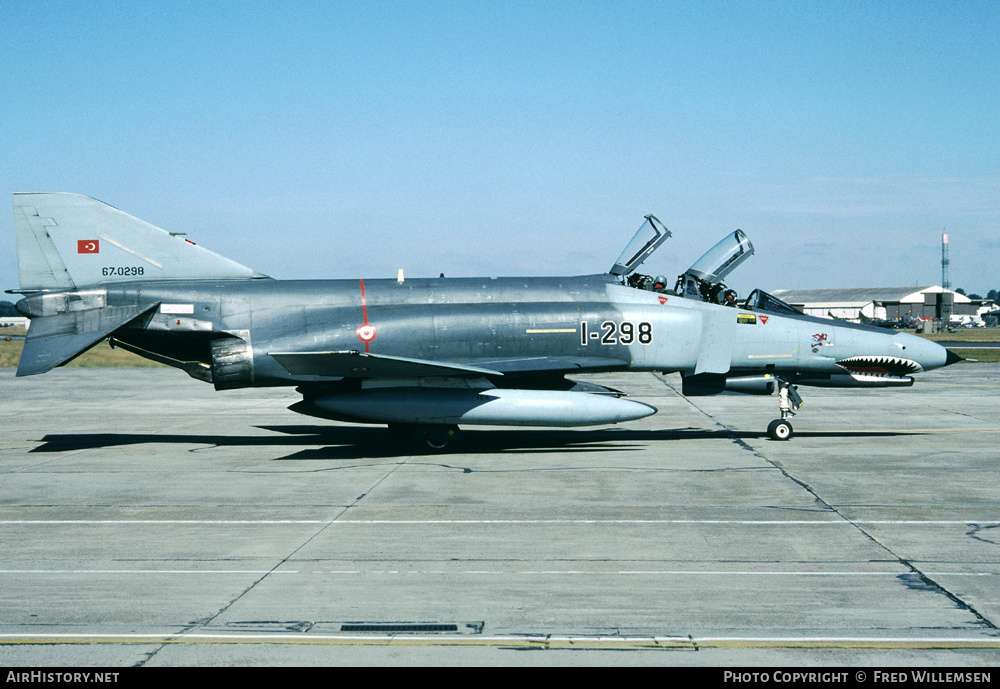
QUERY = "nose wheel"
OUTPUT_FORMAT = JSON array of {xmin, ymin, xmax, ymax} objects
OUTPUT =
[
  {"xmin": 767, "ymin": 418, "xmax": 793, "ymax": 441},
  {"xmin": 767, "ymin": 379, "xmax": 802, "ymax": 441}
]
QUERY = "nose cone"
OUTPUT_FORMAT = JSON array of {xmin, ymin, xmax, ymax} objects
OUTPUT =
[{"xmin": 894, "ymin": 332, "xmax": 956, "ymax": 372}]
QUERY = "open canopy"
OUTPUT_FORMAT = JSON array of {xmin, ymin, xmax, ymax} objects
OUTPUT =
[
  {"xmin": 609, "ymin": 215, "xmax": 671, "ymax": 276},
  {"xmin": 684, "ymin": 229, "xmax": 754, "ymax": 283}
]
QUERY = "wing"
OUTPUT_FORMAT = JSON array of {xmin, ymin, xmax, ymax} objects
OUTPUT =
[
  {"xmin": 268, "ymin": 351, "xmax": 504, "ymax": 379},
  {"xmin": 475, "ymin": 356, "xmax": 629, "ymax": 374},
  {"xmin": 268, "ymin": 351, "xmax": 629, "ymax": 380}
]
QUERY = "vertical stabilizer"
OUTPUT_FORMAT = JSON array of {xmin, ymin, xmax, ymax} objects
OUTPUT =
[{"xmin": 13, "ymin": 193, "xmax": 267, "ymax": 290}]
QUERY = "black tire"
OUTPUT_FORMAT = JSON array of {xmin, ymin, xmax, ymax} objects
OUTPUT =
[
  {"xmin": 767, "ymin": 419, "xmax": 793, "ymax": 441},
  {"xmin": 421, "ymin": 425, "xmax": 459, "ymax": 451},
  {"xmin": 388, "ymin": 424, "xmax": 460, "ymax": 451}
]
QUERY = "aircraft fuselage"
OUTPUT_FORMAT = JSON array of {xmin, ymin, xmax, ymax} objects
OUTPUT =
[{"xmin": 18, "ymin": 274, "xmax": 951, "ymax": 390}]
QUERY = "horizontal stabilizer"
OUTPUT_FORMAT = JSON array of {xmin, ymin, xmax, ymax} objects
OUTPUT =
[
  {"xmin": 269, "ymin": 351, "xmax": 504, "ymax": 379},
  {"xmin": 16, "ymin": 304, "xmax": 158, "ymax": 376}
]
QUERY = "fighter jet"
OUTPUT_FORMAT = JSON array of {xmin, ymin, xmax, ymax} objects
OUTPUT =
[{"xmin": 9, "ymin": 193, "xmax": 960, "ymax": 448}]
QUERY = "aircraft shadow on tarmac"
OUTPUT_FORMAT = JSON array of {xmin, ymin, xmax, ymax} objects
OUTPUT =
[{"xmin": 29, "ymin": 426, "xmax": 927, "ymax": 461}]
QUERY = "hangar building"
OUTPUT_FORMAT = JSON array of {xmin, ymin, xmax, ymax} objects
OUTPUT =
[{"xmin": 768, "ymin": 286, "xmax": 984, "ymax": 322}]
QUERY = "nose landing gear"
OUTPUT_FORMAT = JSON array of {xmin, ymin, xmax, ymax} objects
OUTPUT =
[{"xmin": 767, "ymin": 379, "xmax": 802, "ymax": 441}]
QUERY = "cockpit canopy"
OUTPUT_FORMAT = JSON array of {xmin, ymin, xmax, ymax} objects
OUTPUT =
[
  {"xmin": 610, "ymin": 218, "xmax": 799, "ymax": 313},
  {"xmin": 609, "ymin": 215, "xmax": 671, "ymax": 276},
  {"xmin": 685, "ymin": 229, "xmax": 754, "ymax": 283},
  {"xmin": 741, "ymin": 289, "xmax": 802, "ymax": 315},
  {"xmin": 678, "ymin": 229, "xmax": 754, "ymax": 301}
]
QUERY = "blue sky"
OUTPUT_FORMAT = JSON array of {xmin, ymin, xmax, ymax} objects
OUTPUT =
[{"xmin": 2, "ymin": 0, "xmax": 998, "ymax": 297}]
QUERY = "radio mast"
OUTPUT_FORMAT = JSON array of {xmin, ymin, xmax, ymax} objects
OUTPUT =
[{"xmin": 941, "ymin": 232, "xmax": 950, "ymax": 290}]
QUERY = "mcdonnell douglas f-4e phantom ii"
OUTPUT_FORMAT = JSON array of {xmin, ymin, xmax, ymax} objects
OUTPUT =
[{"xmin": 10, "ymin": 193, "xmax": 960, "ymax": 448}]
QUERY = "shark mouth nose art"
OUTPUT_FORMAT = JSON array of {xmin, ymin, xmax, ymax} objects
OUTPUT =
[{"xmin": 836, "ymin": 356, "xmax": 923, "ymax": 377}]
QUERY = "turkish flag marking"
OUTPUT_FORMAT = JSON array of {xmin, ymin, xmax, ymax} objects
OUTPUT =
[{"xmin": 77, "ymin": 240, "xmax": 100, "ymax": 254}]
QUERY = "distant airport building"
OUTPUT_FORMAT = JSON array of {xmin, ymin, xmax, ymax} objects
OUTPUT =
[
  {"xmin": 0, "ymin": 316, "xmax": 29, "ymax": 329},
  {"xmin": 769, "ymin": 286, "xmax": 990, "ymax": 324}
]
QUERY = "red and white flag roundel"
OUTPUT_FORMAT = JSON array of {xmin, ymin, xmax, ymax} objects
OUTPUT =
[
  {"xmin": 77, "ymin": 239, "xmax": 100, "ymax": 254},
  {"xmin": 356, "ymin": 324, "xmax": 377, "ymax": 344}
]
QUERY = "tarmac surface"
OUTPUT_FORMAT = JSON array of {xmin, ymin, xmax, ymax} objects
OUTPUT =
[{"xmin": 1, "ymin": 365, "xmax": 999, "ymax": 667}]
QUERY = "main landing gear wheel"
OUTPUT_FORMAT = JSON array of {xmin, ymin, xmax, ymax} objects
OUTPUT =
[
  {"xmin": 767, "ymin": 419, "xmax": 793, "ymax": 441},
  {"xmin": 422, "ymin": 425, "xmax": 459, "ymax": 451},
  {"xmin": 387, "ymin": 423, "xmax": 460, "ymax": 451}
]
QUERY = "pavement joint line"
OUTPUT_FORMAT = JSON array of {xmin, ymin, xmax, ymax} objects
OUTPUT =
[
  {"xmin": 145, "ymin": 446, "xmax": 422, "ymax": 664},
  {"xmin": 655, "ymin": 372, "xmax": 1000, "ymax": 632}
]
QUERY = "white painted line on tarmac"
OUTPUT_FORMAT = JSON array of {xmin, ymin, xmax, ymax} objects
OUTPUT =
[
  {"xmin": 1, "ymin": 519, "xmax": 997, "ymax": 525},
  {"xmin": 0, "ymin": 569, "xmax": 994, "ymax": 577},
  {"xmin": 0, "ymin": 570, "xmax": 298, "ymax": 574}
]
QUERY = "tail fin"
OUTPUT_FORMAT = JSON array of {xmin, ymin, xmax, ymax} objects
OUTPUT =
[{"xmin": 14, "ymin": 192, "xmax": 267, "ymax": 290}]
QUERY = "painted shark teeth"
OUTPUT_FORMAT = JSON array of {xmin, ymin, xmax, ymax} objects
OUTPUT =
[{"xmin": 835, "ymin": 356, "xmax": 923, "ymax": 377}]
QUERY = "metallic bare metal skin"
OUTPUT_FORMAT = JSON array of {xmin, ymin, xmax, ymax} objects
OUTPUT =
[{"xmin": 10, "ymin": 193, "xmax": 958, "ymax": 439}]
